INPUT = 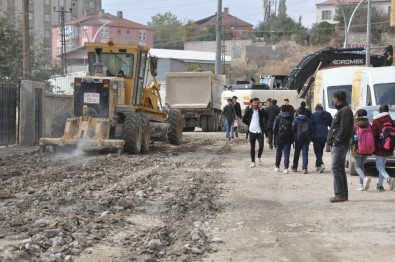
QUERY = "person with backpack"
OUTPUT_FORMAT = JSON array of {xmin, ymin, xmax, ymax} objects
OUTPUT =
[
  {"xmin": 273, "ymin": 105, "xmax": 294, "ymax": 174},
  {"xmin": 372, "ymin": 105, "xmax": 395, "ymax": 191},
  {"xmin": 242, "ymin": 97, "xmax": 266, "ymax": 168},
  {"xmin": 291, "ymin": 107, "xmax": 313, "ymax": 174},
  {"xmin": 265, "ymin": 99, "xmax": 281, "ymax": 150},
  {"xmin": 351, "ymin": 109, "xmax": 374, "ymax": 191},
  {"xmin": 327, "ymin": 91, "xmax": 354, "ymax": 203},
  {"xmin": 310, "ymin": 104, "xmax": 332, "ymax": 173}
]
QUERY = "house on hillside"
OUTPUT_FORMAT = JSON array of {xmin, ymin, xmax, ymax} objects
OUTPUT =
[
  {"xmin": 194, "ymin": 7, "xmax": 253, "ymax": 40},
  {"xmin": 316, "ymin": 0, "xmax": 390, "ymax": 24},
  {"xmin": 51, "ymin": 10, "xmax": 153, "ymax": 64}
]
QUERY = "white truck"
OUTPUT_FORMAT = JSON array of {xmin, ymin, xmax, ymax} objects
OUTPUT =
[{"xmin": 165, "ymin": 72, "xmax": 225, "ymax": 132}]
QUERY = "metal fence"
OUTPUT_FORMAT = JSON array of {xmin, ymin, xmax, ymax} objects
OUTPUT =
[{"xmin": 0, "ymin": 82, "xmax": 18, "ymax": 146}]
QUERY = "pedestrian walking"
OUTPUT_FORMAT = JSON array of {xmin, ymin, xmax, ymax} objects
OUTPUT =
[
  {"xmin": 296, "ymin": 101, "xmax": 312, "ymax": 118},
  {"xmin": 221, "ymin": 98, "xmax": 236, "ymax": 141},
  {"xmin": 273, "ymin": 105, "xmax": 294, "ymax": 174},
  {"xmin": 232, "ymin": 96, "xmax": 242, "ymax": 138},
  {"xmin": 310, "ymin": 104, "xmax": 332, "ymax": 173},
  {"xmin": 291, "ymin": 107, "xmax": 313, "ymax": 174},
  {"xmin": 242, "ymin": 98, "xmax": 266, "ymax": 168},
  {"xmin": 245, "ymin": 98, "xmax": 254, "ymax": 139},
  {"xmin": 284, "ymin": 98, "xmax": 295, "ymax": 116},
  {"xmin": 265, "ymin": 99, "xmax": 280, "ymax": 150},
  {"xmin": 327, "ymin": 91, "xmax": 354, "ymax": 203},
  {"xmin": 372, "ymin": 105, "xmax": 395, "ymax": 191}
]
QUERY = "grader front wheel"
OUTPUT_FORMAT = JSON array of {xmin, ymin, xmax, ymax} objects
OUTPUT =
[
  {"xmin": 166, "ymin": 109, "xmax": 183, "ymax": 145},
  {"xmin": 139, "ymin": 111, "xmax": 151, "ymax": 152},
  {"xmin": 122, "ymin": 112, "xmax": 143, "ymax": 154}
]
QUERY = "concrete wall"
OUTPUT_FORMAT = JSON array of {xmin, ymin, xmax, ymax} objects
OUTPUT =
[
  {"xmin": 19, "ymin": 81, "xmax": 73, "ymax": 145},
  {"xmin": 184, "ymin": 40, "xmax": 253, "ymax": 60}
]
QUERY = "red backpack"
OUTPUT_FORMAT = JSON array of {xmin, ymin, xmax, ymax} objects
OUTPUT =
[
  {"xmin": 354, "ymin": 124, "xmax": 375, "ymax": 155},
  {"xmin": 378, "ymin": 121, "xmax": 395, "ymax": 152}
]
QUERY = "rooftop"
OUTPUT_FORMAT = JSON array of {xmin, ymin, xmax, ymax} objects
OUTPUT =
[
  {"xmin": 194, "ymin": 7, "xmax": 253, "ymax": 28},
  {"xmin": 317, "ymin": 0, "xmax": 389, "ymax": 6}
]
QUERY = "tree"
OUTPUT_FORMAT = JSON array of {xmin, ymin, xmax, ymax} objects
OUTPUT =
[
  {"xmin": 278, "ymin": 0, "xmax": 287, "ymax": 19},
  {"xmin": 148, "ymin": 12, "xmax": 184, "ymax": 49},
  {"xmin": 0, "ymin": 9, "xmax": 61, "ymax": 82},
  {"xmin": 310, "ymin": 21, "xmax": 336, "ymax": 45}
]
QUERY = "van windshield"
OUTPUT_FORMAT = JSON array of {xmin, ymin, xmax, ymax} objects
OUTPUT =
[
  {"xmin": 327, "ymin": 85, "xmax": 352, "ymax": 109},
  {"xmin": 374, "ymin": 83, "xmax": 395, "ymax": 105}
]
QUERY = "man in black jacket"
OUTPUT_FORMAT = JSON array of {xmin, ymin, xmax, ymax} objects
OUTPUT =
[
  {"xmin": 232, "ymin": 96, "xmax": 242, "ymax": 138},
  {"xmin": 265, "ymin": 99, "xmax": 280, "ymax": 149},
  {"xmin": 242, "ymin": 98, "xmax": 267, "ymax": 168},
  {"xmin": 327, "ymin": 91, "xmax": 354, "ymax": 203}
]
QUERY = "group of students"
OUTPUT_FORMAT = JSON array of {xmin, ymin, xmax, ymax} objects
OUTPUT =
[{"xmin": 238, "ymin": 91, "xmax": 395, "ymax": 202}]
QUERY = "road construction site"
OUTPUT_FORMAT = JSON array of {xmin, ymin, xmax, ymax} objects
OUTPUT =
[{"xmin": 1, "ymin": 131, "xmax": 395, "ymax": 262}]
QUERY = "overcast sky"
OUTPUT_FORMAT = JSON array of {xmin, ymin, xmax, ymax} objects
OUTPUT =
[{"xmin": 102, "ymin": 0, "xmax": 321, "ymax": 28}]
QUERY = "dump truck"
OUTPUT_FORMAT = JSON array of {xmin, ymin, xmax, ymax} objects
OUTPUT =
[
  {"xmin": 165, "ymin": 72, "xmax": 224, "ymax": 132},
  {"xmin": 39, "ymin": 40, "xmax": 183, "ymax": 155}
]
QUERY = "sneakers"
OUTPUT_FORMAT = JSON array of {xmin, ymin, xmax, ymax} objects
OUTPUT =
[
  {"xmin": 250, "ymin": 162, "xmax": 256, "ymax": 168},
  {"xmin": 302, "ymin": 169, "xmax": 308, "ymax": 174},
  {"xmin": 274, "ymin": 166, "xmax": 279, "ymax": 172},
  {"xmin": 317, "ymin": 165, "xmax": 325, "ymax": 173},
  {"xmin": 283, "ymin": 169, "xmax": 289, "ymax": 174},
  {"xmin": 258, "ymin": 158, "xmax": 262, "ymax": 164},
  {"xmin": 363, "ymin": 177, "xmax": 371, "ymax": 191},
  {"xmin": 356, "ymin": 184, "xmax": 364, "ymax": 191},
  {"xmin": 377, "ymin": 183, "xmax": 385, "ymax": 192},
  {"xmin": 387, "ymin": 177, "xmax": 395, "ymax": 191},
  {"xmin": 291, "ymin": 167, "xmax": 297, "ymax": 172}
]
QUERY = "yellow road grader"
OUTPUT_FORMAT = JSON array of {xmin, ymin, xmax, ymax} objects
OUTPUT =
[{"xmin": 39, "ymin": 40, "xmax": 183, "ymax": 155}]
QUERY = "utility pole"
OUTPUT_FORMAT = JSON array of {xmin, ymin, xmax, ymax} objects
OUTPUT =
[
  {"xmin": 366, "ymin": 0, "xmax": 371, "ymax": 66},
  {"xmin": 54, "ymin": 6, "xmax": 72, "ymax": 75},
  {"xmin": 215, "ymin": 0, "xmax": 222, "ymax": 75},
  {"xmin": 23, "ymin": 0, "xmax": 29, "ymax": 80}
]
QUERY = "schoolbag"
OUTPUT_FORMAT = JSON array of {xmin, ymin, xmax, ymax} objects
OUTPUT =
[
  {"xmin": 278, "ymin": 117, "xmax": 292, "ymax": 140},
  {"xmin": 354, "ymin": 124, "xmax": 375, "ymax": 155},
  {"xmin": 378, "ymin": 121, "xmax": 395, "ymax": 152},
  {"xmin": 296, "ymin": 120, "xmax": 310, "ymax": 142}
]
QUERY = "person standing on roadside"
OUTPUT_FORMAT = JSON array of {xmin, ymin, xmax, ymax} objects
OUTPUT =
[
  {"xmin": 232, "ymin": 96, "xmax": 242, "ymax": 138},
  {"xmin": 291, "ymin": 107, "xmax": 313, "ymax": 174},
  {"xmin": 310, "ymin": 104, "xmax": 332, "ymax": 173},
  {"xmin": 265, "ymin": 99, "xmax": 280, "ymax": 150},
  {"xmin": 351, "ymin": 109, "xmax": 372, "ymax": 191},
  {"xmin": 242, "ymin": 98, "xmax": 266, "ymax": 168},
  {"xmin": 284, "ymin": 98, "xmax": 295, "ymax": 116},
  {"xmin": 327, "ymin": 91, "xmax": 354, "ymax": 203},
  {"xmin": 372, "ymin": 105, "xmax": 395, "ymax": 191},
  {"xmin": 273, "ymin": 105, "xmax": 294, "ymax": 174},
  {"xmin": 221, "ymin": 98, "xmax": 236, "ymax": 141}
]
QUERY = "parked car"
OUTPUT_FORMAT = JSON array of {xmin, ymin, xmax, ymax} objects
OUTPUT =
[{"xmin": 346, "ymin": 105, "xmax": 395, "ymax": 175}]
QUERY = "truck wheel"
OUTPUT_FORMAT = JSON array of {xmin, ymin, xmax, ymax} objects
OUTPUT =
[
  {"xmin": 346, "ymin": 150, "xmax": 357, "ymax": 176},
  {"xmin": 214, "ymin": 111, "xmax": 219, "ymax": 132},
  {"xmin": 139, "ymin": 111, "xmax": 150, "ymax": 152},
  {"xmin": 201, "ymin": 116, "xmax": 208, "ymax": 132},
  {"xmin": 122, "ymin": 112, "xmax": 143, "ymax": 154},
  {"xmin": 167, "ymin": 109, "xmax": 183, "ymax": 145},
  {"xmin": 207, "ymin": 115, "xmax": 215, "ymax": 132},
  {"xmin": 51, "ymin": 110, "xmax": 73, "ymax": 138}
]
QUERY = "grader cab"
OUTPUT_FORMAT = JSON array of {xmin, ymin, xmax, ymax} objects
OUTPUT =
[{"xmin": 39, "ymin": 41, "xmax": 183, "ymax": 155}]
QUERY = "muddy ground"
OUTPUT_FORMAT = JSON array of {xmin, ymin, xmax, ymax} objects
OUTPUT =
[{"xmin": 1, "ymin": 132, "xmax": 395, "ymax": 262}]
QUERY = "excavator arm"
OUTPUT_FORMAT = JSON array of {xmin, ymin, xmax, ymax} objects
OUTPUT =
[{"xmin": 282, "ymin": 45, "xmax": 393, "ymax": 97}]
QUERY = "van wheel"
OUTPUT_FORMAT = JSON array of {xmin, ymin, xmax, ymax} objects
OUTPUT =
[{"xmin": 346, "ymin": 150, "xmax": 357, "ymax": 176}]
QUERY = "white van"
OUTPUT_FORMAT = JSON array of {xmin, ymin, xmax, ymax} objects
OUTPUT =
[
  {"xmin": 313, "ymin": 66, "xmax": 365, "ymax": 117},
  {"xmin": 351, "ymin": 67, "xmax": 395, "ymax": 110}
]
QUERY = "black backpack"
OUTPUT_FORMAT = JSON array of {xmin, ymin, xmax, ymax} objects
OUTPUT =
[
  {"xmin": 278, "ymin": 117, "xmax": 292, "ymax": 140},
  {"xmin": 296, "ymin": 120, "xmax": 311, "ymax": 142}
]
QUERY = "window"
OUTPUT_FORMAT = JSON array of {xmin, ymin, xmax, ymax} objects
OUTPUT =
[
  {"xmin": 82, "ymin": 27, "xmax": 88, "ymax": 38},
  {"xmin": 44, "ymin": 14, "xmax": 51, "ymax": 22},
  {"xmin": 72, "ymin": 0, "xmax": 78, "ymax": 7},
  {"xmin": 238, "ymin": 29, "xmax": 245, "ymax": 35},
  {"xmin": 44, "ymin": 0, "xmax": 50, "ymax": 5},
  {"xmin": 44, "ymin": 29, "xmax": 51, "ymax": 38},
  {"xmin": 101, "ymin": 28, "xmax": 109, "ymax": 39},
  {"xmin": 59, "ymin": 0, "xmax": 64, "ymax": 7},
  {"xmin": 322, "ymin": 10, "xmax": 332, "ymax": 20},
  {"xmin": 139, "ymin": 31, "xmax": 146, "ymax": 41},
  {"xmin": 29, "ymin": 0, "xmax": 33, "ymax": 3},
  {"xmin": 84, "ymin": 0, "xmax": 93, "ymax": 8},
  {"xmin": 29, "ymin": 12, "xmax": 33, "ymax": 20}
]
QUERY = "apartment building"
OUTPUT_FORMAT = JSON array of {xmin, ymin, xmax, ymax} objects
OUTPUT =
[{"xmin": 0, "ymin": 0, "xmax": 101, "ymax": 56}]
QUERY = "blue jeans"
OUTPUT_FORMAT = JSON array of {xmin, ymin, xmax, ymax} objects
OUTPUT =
[
  {"xmin": 224, "ymin": 118, "xmax": 234, "ymax": 139},
  {"xmin": 376, "ymin": 156, "xmax": 390, "ymax": 186},
  {"xmin": 354, "ymin": 155, "xmax": 367, "ymax": 185},
  {"xmin": 275, "ymin": 142, "xmax": 291, "ymax": 169},
  {"xmin": 293, "ymin": 141, "xmax": 310, "ymax": 170},
  {"xmin": 331, "ymin": 144, "xmax": 350, "ymax": 198},
  {"xmin": 249, "ymin": 132, "xmax": 264, "ymax": 162},
  {"xmin": 313, "ymin": 142, "xmax": 326, "ymax": 168}
]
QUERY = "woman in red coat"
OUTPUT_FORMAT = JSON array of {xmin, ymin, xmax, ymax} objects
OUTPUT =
[{"xmin": 372, "ymin": 105, "xmax": 395, "ymax": 191}]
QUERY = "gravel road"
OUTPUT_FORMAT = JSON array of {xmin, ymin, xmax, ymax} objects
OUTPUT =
[{"xmin": 1, "ymin": 132, "xmax": 395, "ymax": 262}]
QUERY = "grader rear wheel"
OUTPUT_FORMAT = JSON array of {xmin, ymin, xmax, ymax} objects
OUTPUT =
[
  {"xmin": 166, "ymin": 109, "xmax": 183, "ymax": 145},
  {"xmin": 51, "ymin": 110, "xmax": 73, "ymax": 138},
  {"xmin": 139, "ymin": 111, "xmax": 150, "ymax": 152},
  {"xmin": 122, "ymin": 112, "xmax": 143, "ymax": 154}
]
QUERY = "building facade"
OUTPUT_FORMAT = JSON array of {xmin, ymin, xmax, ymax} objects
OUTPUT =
[
  {"xmin": 0, "ymin": 0, "xmax": 101, "ymax": 56},
  {"xmin": 316, "ymin": 0, "xmax": 390, "ymax": 24}
]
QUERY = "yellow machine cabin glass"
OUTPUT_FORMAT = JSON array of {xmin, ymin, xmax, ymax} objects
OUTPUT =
[{"xmin": 87, "ymin": 52, "xmax": 134, "ymax": 78}]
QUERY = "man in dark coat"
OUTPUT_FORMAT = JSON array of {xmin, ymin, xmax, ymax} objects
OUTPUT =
[
  {"xmin": 310, "ymin": 104, "xmax": 332, "ymax": 173},
  {"xmin": 265, "ymin": 99, "xmax": 280, "ymax": 149},
  {"xmin": 232, "ymin": 96, "xmax": 242, "ymax": 138}
]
